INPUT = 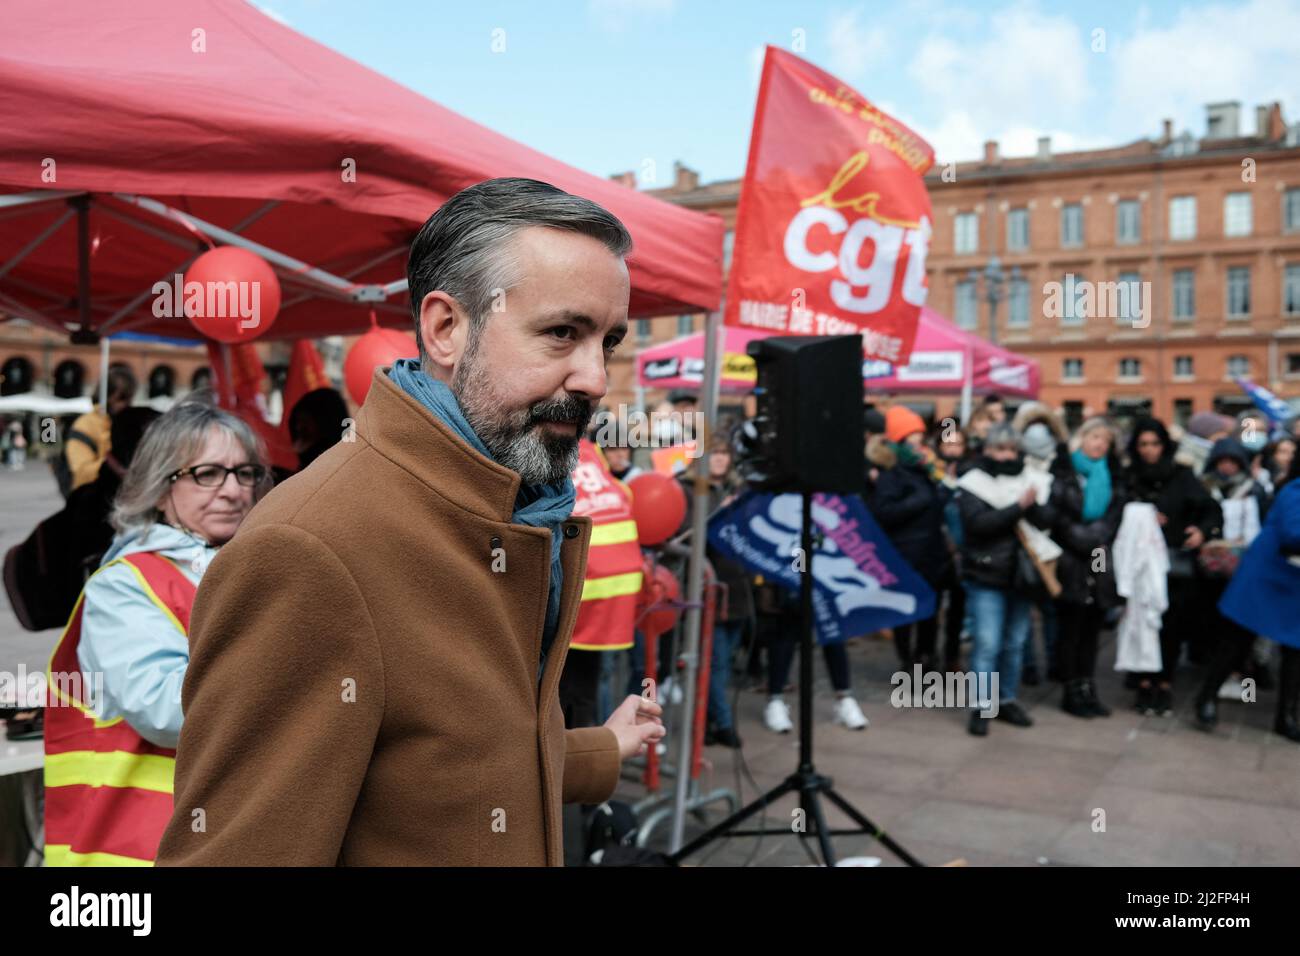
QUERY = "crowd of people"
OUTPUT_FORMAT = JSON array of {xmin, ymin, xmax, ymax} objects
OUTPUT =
[
  {"xmin": 8, "ymin": 366, "xmax": 1300, "ymax": 866},
  {"xmin": 629, "ymin": 392, "xmax": 1300, "ymax": 748}
]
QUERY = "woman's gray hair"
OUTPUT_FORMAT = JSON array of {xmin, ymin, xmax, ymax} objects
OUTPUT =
[
  {"xmin": 110, "ymin": 397, "xmax": 268, "ymax": 536},
  {"xmin": 984, "ymin": 422, "xmax": 1021, "ymax": 450},
  {"xmin": 1072, "ymin": 416, "xmax": 1116, "ymax": 450},
  {"xmin": 406, "ymin": 177, "xmax": 633, "ymax": 363}
]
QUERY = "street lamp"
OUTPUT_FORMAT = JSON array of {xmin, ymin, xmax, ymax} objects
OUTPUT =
[{"xmin": 967, "ymin": 255, "xmax": 1021, "ymax": 346}]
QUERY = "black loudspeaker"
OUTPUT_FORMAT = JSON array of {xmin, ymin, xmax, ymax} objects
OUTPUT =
[{"xmin": 740, "ymin": 335, "xmax": 863, "ymax": 494}]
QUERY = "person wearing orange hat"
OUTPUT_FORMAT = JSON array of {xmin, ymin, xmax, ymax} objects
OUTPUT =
[
  {"xmin": 869, "ymin": 405, "xmax": 948, "ymax": 673},
  {"xmin": 885, "ymin": 405, "xmax": 927, "ymax": 446}
]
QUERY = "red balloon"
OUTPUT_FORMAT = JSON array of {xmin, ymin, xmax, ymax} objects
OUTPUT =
[
  {"xmin": 344, "ymin": 327, "xmax": 417, "ymax": 405},
  {"xmin": 183, "ymin": 247, "xmax": 281, "ymax": 343},
  {"xmin": 639, "ymin": 562, "xmax": 681, "ymax": 639},
  {"xmin": 628, "ymin": 472, "xmax": 687, "ymax": 546}
]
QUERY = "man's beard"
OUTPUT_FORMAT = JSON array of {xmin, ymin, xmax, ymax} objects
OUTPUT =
[{"xmin": 452, "ymin": 348, "xmax": 593, "ymax": 486}]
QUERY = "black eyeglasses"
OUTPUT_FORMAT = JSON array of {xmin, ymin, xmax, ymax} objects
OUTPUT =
[{"xmin": 169, "ymin": 463, "xmax": 267, "ymax": 488}]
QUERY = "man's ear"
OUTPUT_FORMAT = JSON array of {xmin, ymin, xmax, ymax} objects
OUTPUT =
[{"xmin": 418, "ymin": 291, "xmax": 468, "ymax": 377}]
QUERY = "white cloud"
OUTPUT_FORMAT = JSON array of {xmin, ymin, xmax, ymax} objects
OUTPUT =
[
  {"xmin": 824, "ymin": 7, "xmax": 887, "ymax": 79},
  {"xmin": 587, "ymin": 0, "xmax": 676, "ymax": 33},
  {"xmin": 748, "ymin": 43, "xmax": 767, "ymax": 90},
  {"xmin": 1109, "ymin": 0, "xmax": 1300, "ymax": 139},
  {"xmin": 905, "ymin": 3, "xmax": 1091, "ymax": 161}
]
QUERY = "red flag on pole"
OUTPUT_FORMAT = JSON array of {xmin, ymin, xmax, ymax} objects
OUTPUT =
[
  {"xmin": 280, "ymin": 339, "xmax": 332, "ymax": 429},
  {"xmin": 725, "ymin": 46, "xmax": 935, "ymax": 365},
  {"xmin": 204, "ymin": 341, "xmax": 297, "ymax": 472}
]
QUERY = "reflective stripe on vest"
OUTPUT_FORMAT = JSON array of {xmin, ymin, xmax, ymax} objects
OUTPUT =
[
  {"xmin": 44, "ymin": 551, "xmax": 195, "ymax": 867},
  {"xmin": 571, "ymin": 443, "xmax": 643, "ymax": 651}
]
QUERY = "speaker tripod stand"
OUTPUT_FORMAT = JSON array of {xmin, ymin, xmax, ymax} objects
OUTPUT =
[{"xmin": 667, "ymin": 490, "xmax": 923, "ymax": 867}]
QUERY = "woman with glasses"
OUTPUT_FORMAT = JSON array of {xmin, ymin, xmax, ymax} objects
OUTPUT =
[{"xmin": 44, "ymin": 399, "xmax": 268, "ymax": 866}]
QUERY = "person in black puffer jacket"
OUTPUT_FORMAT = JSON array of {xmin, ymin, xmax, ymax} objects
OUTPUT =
[
  {"xmin": 1048, "ymin": 418, "xmax": 1128, "ymax": 719},
  {"xmin": 868, "ymin": 406, "xmax": 948, "ymax": 671},
  {"xmin": 1125, "ymin": 417, "xmax": 1222, "ymax": 716},
  {"xmin": 956, "ymin": 423, "xmax": 1056, "ymax": 736}
]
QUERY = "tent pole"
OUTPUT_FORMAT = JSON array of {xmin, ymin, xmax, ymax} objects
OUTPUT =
[
  {"xmin": 75, "ymin": 196, "xmax": 92, "ymax": 336},
  {"xmin": 220, "ymin": 343, "xmax": 235, "ymax": 409},
  {"xmin": 960, "ymin": 341, "xmax": 974, "ymax": 425},
  {"xmin": 669, "ymin": 308, "xmax": 721, "ymax": 854},
  {"xmin": 98, "ymin": 337, "xmax": 109, "ymax": 410}
]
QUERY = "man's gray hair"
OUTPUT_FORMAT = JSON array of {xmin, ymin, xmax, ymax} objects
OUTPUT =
[
  {"xmin": 984, "ymin": 422, "xmax": 1021, "ymax": 450},
  {"xmin": 110, "ymin": 395, "xmax": 267, "ymax": 535},
  {"xmin": 406, "ymin": 177, "xmax": 633, "ymax": 362}
]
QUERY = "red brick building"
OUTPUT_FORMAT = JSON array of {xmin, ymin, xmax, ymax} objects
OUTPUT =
[
  {"xmin": 618, "ymin": 101, "xmax": 1300, "ymax": 432},
  {"xmin": 0, "ymin": 320, "xmax": 211, "ymax": 402}
]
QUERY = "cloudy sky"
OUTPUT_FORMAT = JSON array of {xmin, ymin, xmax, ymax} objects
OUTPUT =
[{"xmin": 255, "ymin": 0, "xmax": 1300, "ymax": 185}]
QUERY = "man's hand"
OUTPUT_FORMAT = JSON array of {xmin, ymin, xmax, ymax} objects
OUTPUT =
[
  {"xmin": 605, "ymin": 694, "xmax": 666, "ymax": 760},
  {"xmin": 1018, "ymin": 486, "xmax": 1038, "ymax": 510}
]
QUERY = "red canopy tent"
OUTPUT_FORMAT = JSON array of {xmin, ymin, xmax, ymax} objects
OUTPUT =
[{"xmin": 0, "ymin": 0, "xmax": 724, "ymax": 342}]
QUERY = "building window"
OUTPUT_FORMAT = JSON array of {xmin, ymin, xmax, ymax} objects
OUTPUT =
[
  {"xmin": 1226, "ymin": 354, "xmax": 1250, "ymax": 378},
  {"xmin": 1062, "ymin": 357, "xmax": 1084, "ymax": 381},
  {"xmin": 1116, "ymin": 271, "xmax": 1143, "ymax": 324},
  {"xmin": 1118, "ymin": 357, "xmax": 1142, "ymax": 379},
  {"xmin": 52, "ymin": 359, "xmax": 86, "ymax": 399},
  {"xmin": 676, "ymin": 314, "xmax": 694, "ymax": 336},
  {"xmin": 1172, "ymin": 268, "xmax": 1195, "ymax": 321},
  {"xmin": 1285, "ymin": 263, "xmax": 1300, "ymax": 316},
  {"xmin": 1060, "ymin": 203, "xmax": 1083, "ymax": 248},
  {"xmin": 955, "ymin": 279, "xmax": 978, "ymax": 329},
  {"xmin": 148, "ymin": 365, "xmax": 176, "ymax": 398},
  {"xmin": 1285, "ymin": 353, "xmax": 1300, "ymax": 377},
  {"xmin": 1006, "ymin": 208, "xmax": 1029, "ymax": 251},
  {"xmin": 1173, "ymin": 398, "xmax": 1194, "ymax": 428},
  {"xmin": 636, "ymin": 319, "xmax": 652, "ymax": 343},
  {"xmin": 1116, "ymin": 200, "xmax": 1140, "ymax": 244},
  {"xmin": 1285, "ymin": 188, "xmax": 1300, "ymax": 233},
  {"xmin": 1062, "ymin": 401, "xmax": 1085, "ymax": 431},
  {"xmin": 1226, "ymin": 266, "xmax": 1251, "ymax": 318},
  {"xmin": 1007, "ymin": 278, "xmax": 1029, "ymax": 328},
  {"xmin": 1169, "ymin": 195, "xmax": 1197, "ymax": 240},
  {"xmin": 1059, "ymin": 273, "xmax": 1085, "ymax": 325},
  {"xmin": 1173, "ymin": 355, "xmax": 1194, "ymax": 378},
  {"xmin": 954, "ymin": 212, "xmax": 979, "ymax": 255},
  {"xmin": 1224, "ymin": 192, "xmax": 1253, "ymax": 238}
]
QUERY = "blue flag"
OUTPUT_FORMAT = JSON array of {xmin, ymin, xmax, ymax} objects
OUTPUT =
[
  {"xmin": 708, "ymin": 490, "xmax": 936, "ymax": 644},
  {"xmin": 1235, "ymin": 376, "xmax": 1294, "ymax": 430}
]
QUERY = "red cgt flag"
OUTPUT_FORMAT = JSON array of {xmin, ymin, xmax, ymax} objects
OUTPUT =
[{"xmin": 725, "ymin": 46, "xmax": 935, "ymax": 364}]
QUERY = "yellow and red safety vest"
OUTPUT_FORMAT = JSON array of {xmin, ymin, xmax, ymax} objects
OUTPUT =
[
  {"xmin": 44, "ymin": 552, "xmax": 193, "ymax": 867},
  {"xmin": 570, "ymin": 440, "xmax": 643, "ymax": 651}
]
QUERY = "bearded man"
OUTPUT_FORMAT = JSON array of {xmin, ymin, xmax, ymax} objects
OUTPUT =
[{"xmin": 157, "ymin": 178, "xmax": 665, "ymax": 866}]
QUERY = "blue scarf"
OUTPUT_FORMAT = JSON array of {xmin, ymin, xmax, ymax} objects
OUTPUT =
[
  {"xmin": 388, "ymin": 359, "xmax": 576, "ymax": 667},
  {"xmin": 1071, "ymin": 448, "xmax": 1112, "ymax": 522}
]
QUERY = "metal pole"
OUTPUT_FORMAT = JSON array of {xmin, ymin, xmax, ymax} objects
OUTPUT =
[
  {"xmin": 987, "ymin": 287, "xmax": 997, "ymax": 346},
  {"xmin": 98, "ymin": 337, "xmax": 109, "ymax": 410},
  {"xmin": 75, "ymin": 196, "xmax": 92, "ymax": 336},
  {"xmin": 668, "ymin": 309, "xmax": 721, "ymax": 853}
]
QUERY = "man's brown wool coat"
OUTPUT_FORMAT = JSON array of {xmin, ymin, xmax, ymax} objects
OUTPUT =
[{"xmin": 157, "ymin": 368, "xmax": 621, "ymax": 865}]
